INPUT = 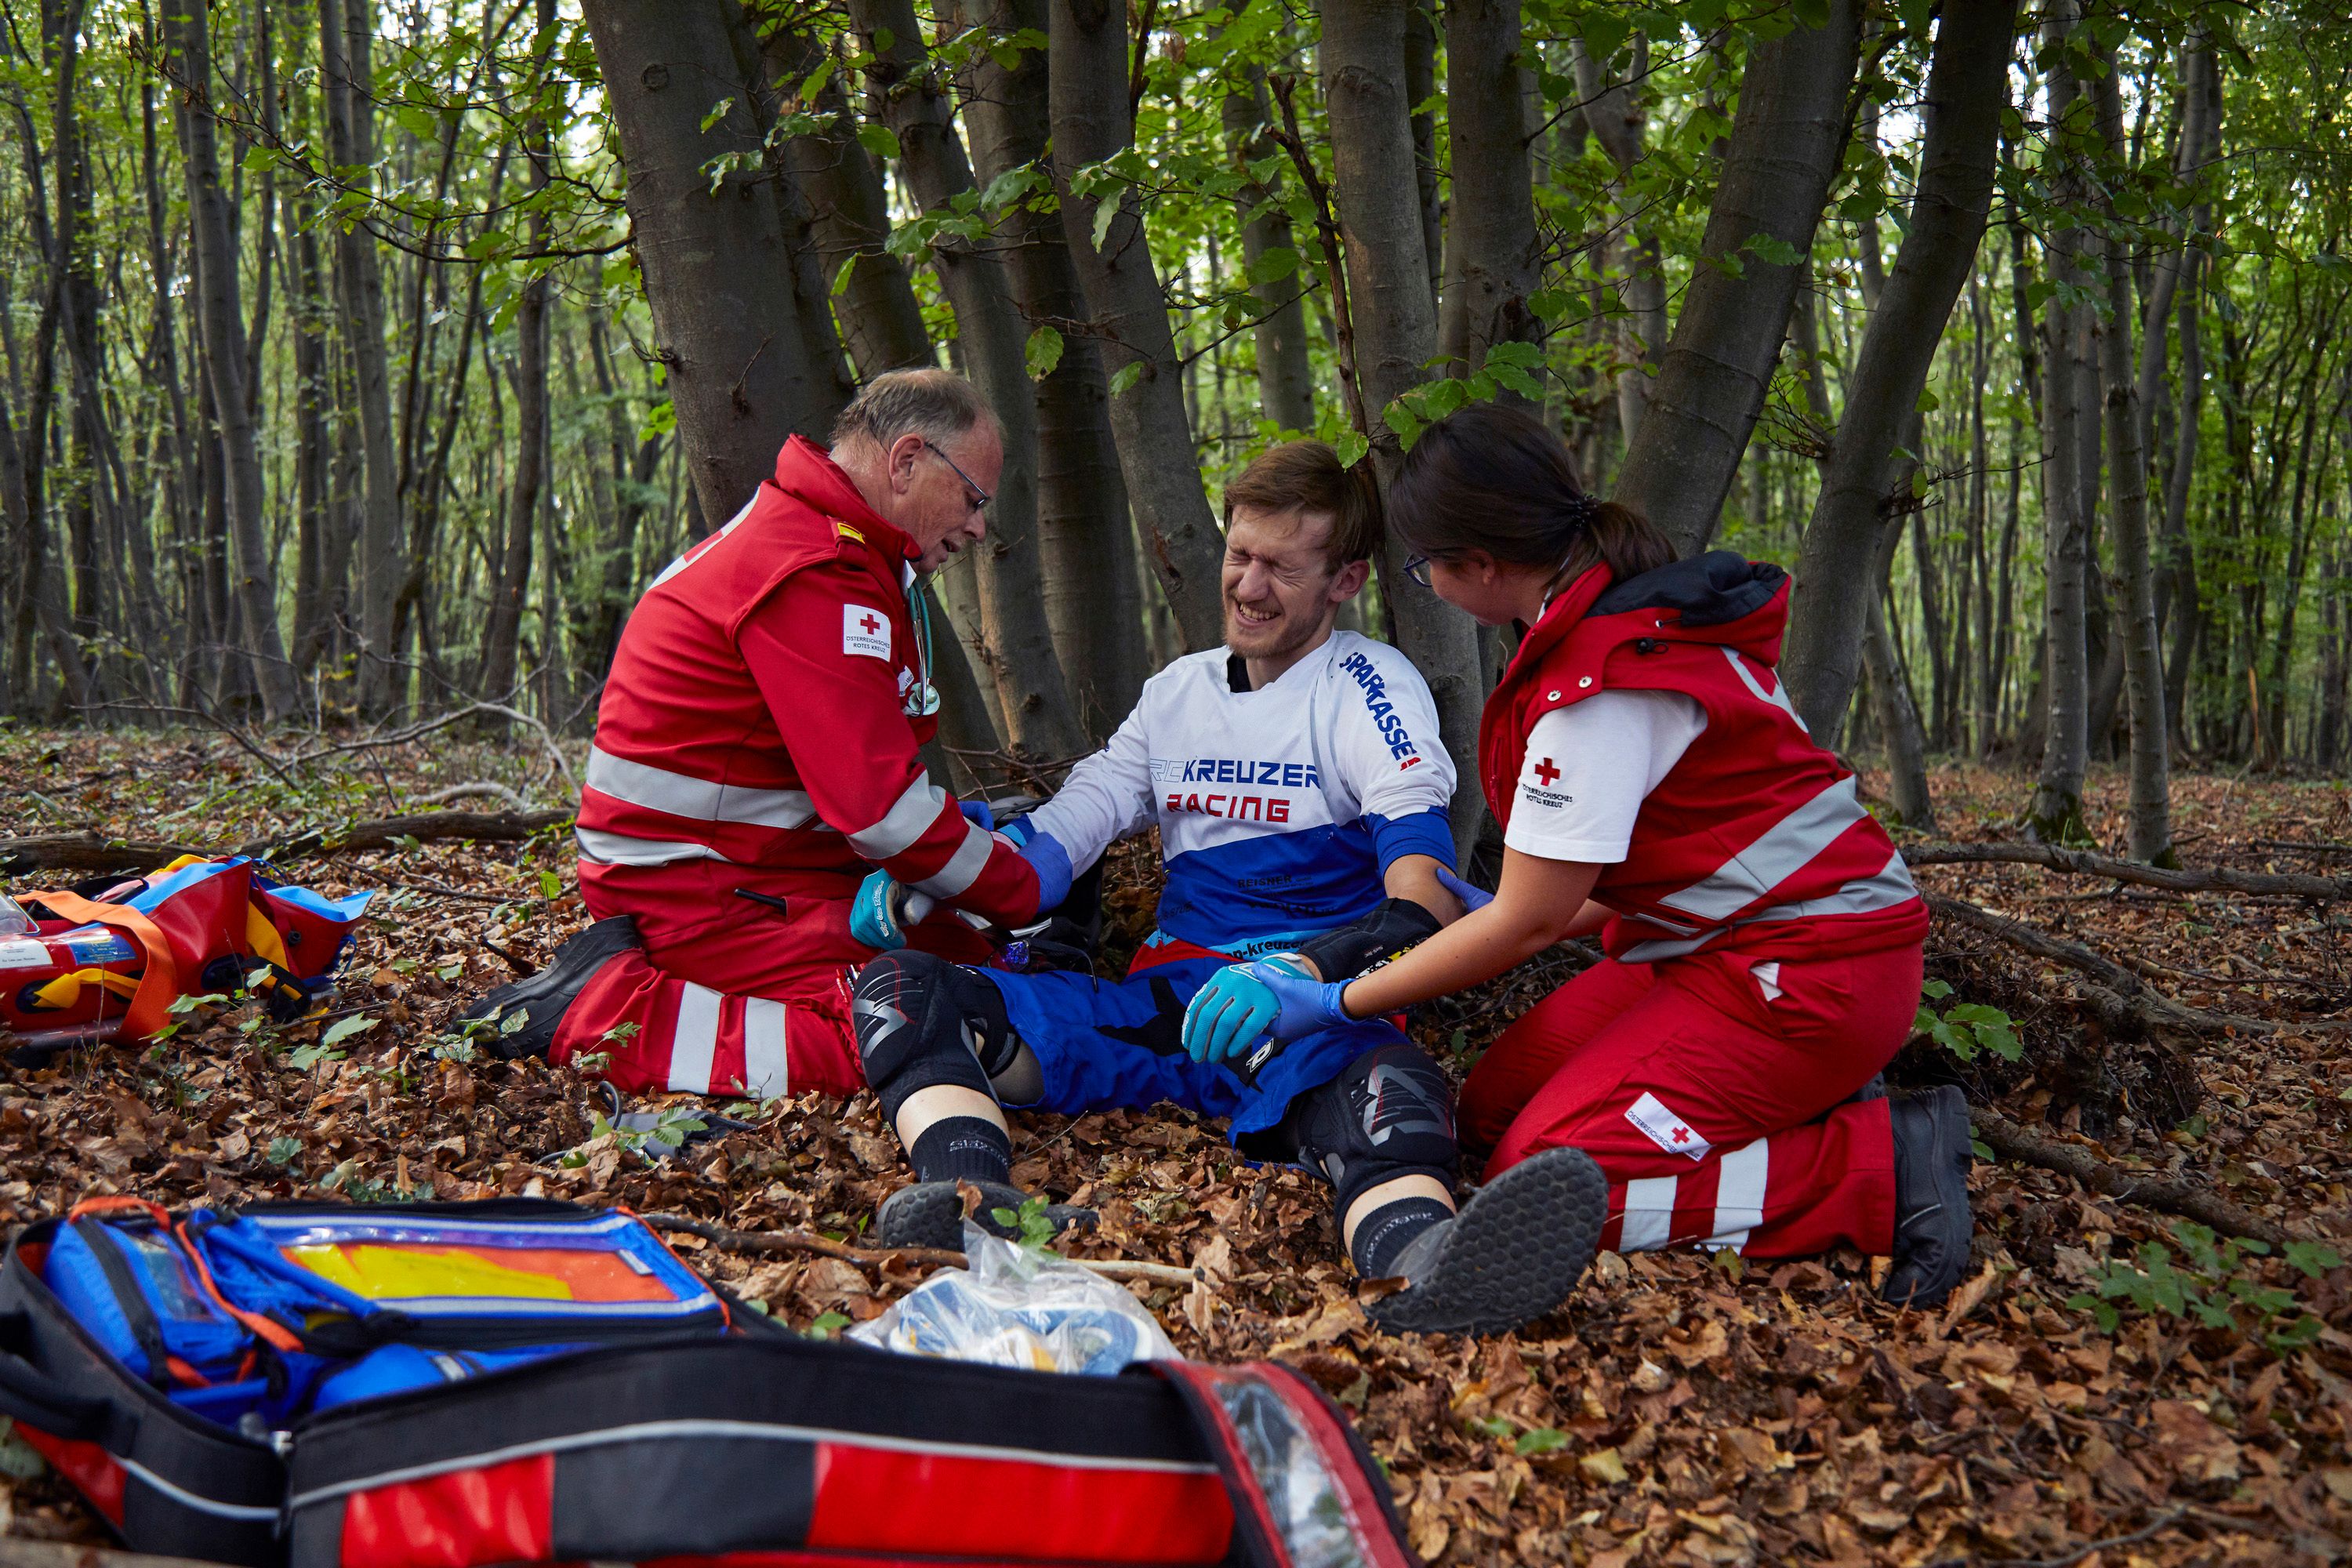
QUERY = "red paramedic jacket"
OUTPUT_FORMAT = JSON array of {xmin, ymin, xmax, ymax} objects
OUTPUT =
[
  {"xmin": 577, "ymin": 436, "xmax": 1040, "ymax": 927},
  {"xmin": 1482, "ymin": 552, "xmax": 1928, "ymax": 965}
]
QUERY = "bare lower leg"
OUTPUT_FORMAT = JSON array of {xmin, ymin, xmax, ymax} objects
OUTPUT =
[
  {"xmin": 895, "ymin": 1083, "xmax": 1007, "ymax": 1151},
  {"xmin": 1341, "ymin": 1174, "xmax": 1454, "ymax": 1249}
]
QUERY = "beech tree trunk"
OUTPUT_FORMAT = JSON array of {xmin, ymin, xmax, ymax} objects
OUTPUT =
[
  {"xmin": 165, "ymin": 0, "xmax": 299, "ymax": 721},
  {"xmin": 758, "ymin": 21, "xmax": 934, "ymax": 377},
  {"xmin": 1222, "ymin": 70, "xmax": 1316, "ymax": 431},
  {"xmin": 1321, "ymin": 0, "xmax": 1486, "ymax": 853},
  {"xmin": 1863, "ymin": 514, "xmax": 1934, "ymax": 828},
  {"xmin": 318, "ymin": 0, "xmax": 406, "ymax": 716},
  {"xmin": 848, "ymin": 0, "xmax": 1088, "ymax": 763},
  {"xmin": 955, "ymin": 0, "xmax": 1147, "ymax": 735},
  {"xmin": 1780, "ymin": 0, "xmax": 2014, "ymax": 744},
  {"xmin": 2089, "ymin": 60, "xmax": 2173, "ymax": 862},
  {"xmin": 1046, "ymin": 0, "xmax": 1226, "ymax": 652},
  {"xmin": 1573, "ymin": 40, "xmax": 1664, "ymax": 444},
  {"xmin": 1612, "ymin": 2, "xmax": 1861, "ymax": 556},
  {"xmin": 479, "ymin": 0, "xmax": 556, "ymax": 709},
  {"xmin": 580, "ymin": 0, "xmax": 846, "ymax": 527},
  {"xmin": 2028, "ymin": 7, "xmax": 2092, "ymax": 842},
  {"xmin": 1438, "ymin": 0, "xmax": 1540, "ymax": 390}
]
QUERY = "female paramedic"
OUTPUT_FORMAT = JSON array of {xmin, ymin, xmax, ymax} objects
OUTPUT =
[{"xmin": 1182, "ymin": 403, "xmax": 1972, "ymax": 1325}]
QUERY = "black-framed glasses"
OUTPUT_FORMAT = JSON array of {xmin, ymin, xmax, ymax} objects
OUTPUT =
[
  {"xmin": 1404, "ymin": 554, "xmax": 1433, "ymax": 588},
  {"xmin": 924, "ymin": 439, "xmax": 992, "ymax": 514}
]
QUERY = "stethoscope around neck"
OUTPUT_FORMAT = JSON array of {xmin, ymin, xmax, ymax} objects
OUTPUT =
[{"xmin": 906, "ymin": 573, "xmax": 942, "ymax": 717}]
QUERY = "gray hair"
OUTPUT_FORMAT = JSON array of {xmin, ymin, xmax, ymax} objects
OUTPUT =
[{"xmin": 830, "ymin": 368, "xmax": 996, "ymax": 452}]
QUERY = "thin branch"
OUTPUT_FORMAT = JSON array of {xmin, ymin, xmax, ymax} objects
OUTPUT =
[{"xmin": 644, "ymin": 1211, "xmax": 1203, "ymax": 1287}]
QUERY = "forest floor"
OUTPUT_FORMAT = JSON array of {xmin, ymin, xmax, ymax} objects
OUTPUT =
[{"xmin": 0, "ymin": 728, "xmax": 2349, "ymax": 1566}]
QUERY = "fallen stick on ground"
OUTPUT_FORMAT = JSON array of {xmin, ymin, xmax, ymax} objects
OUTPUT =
[
  {"xmin": 1971, "ymin": 1108, "xmax": 2306, "ymax": 1251},
  {"xmin": 1923, "ymin": 894, "xmax": 2352, "ymax": 1037},
  {"xmin": 1904, "ymin": 840, "xmax": 2352, "ymax": 901},
  {"xmin": 0, "ymin": 808, "xmax": 572, "ymax": 875},
  {"xmin": 644, "ymin": 1211, "xmax": 1203, "ymax": 1287}
]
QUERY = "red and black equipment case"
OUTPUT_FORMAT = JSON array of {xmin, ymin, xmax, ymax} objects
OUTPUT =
[{"xmin": 0, "ymin": 1206, "xmax": 1415, "ymax": 1568}]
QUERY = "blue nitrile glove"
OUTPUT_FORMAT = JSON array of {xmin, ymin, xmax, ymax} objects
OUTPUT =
[
  {"xmin": 1182, "ymin": 957, "xmax": 1350, "ymax": 1064},
  {"xmin": 1018, "ymin": 829, "xmax": 1072, "ymax": 913},
  {"xmin": 1435, "ymin": 865, "xmax": 1495, "ymax": 913},
  {"xmin": 958, "ymin": 798, "xmax": 995, "ymax": 831},
  {"xmin": 850, "ymin": 869, "xmax": 921, "ymax": 949}
]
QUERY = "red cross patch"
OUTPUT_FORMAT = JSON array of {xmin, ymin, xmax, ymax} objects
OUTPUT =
[
  {"xmin": 1533, "ymin": 757, "xmax": 1562, "ymax": 788},
  {"xmin": 1625, "ymin": 1091, "xmax": 1711, "ymax": 1161},
  {"xmin": 842, "ymin": 604, "xmax": 892, "ymax": 660}
]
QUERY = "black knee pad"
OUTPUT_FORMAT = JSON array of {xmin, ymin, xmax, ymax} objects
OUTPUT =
[
  {"xmin": 1250, "ymin": 1042, "xmax": 1461, "ymax": 1218},
  {"xmin": 850, "ymin": 950, "xmax": 1014, "ymax": 1122}
]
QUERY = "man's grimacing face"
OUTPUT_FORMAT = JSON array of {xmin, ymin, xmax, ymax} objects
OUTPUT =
[{"xmin": 1220, "ymin": 506, "xmax": 1369, "ymax": 660}]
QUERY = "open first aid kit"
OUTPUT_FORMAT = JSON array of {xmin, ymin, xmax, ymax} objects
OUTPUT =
[
  {"xmin": 0, "ymin": 1196, "xmax": 1414, "ymax": 1568},
  {"xmin": 1, "ymin": 856, "xmax": 371, "ymax": 1058}
]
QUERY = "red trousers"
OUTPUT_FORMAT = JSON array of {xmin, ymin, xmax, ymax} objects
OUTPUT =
[
  {"xmin": 559, "ymin": 859, "xmax": 988, "ymax": 1099},
  {"xmin": 1461, "ymin": 942, "xmax": 1922, "ymax": 1258}
]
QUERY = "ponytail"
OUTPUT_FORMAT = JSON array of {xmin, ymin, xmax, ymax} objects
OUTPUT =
[{"xmin": 1387, "ymin": 404, "xmax": 1674, "ymax": 592}]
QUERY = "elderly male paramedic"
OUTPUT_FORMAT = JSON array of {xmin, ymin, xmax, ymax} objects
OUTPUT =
[
  {"xmin": 462, "ymin": 370, "xmax": 1071, "ymax": 1100},
  {"xmin": 847, "ymin": 440, "xmax": 1601, "ymax": 1337}
]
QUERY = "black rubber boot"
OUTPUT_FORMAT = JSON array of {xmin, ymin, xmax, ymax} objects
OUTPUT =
[
  {"xmin": 874, "ymin": 1180, "xmax": 1098, "ymax": 1252},
  {"xmin": 1368, "ymin": 1146, "xmax": 1608, "ymax": 1337},
  {"xmin": 1882, "ymin": 1085, "xmax": 1975, "ymax": 1307},
  {"xmin": 459, "ymin": 916, "xmax": 644, "ymax": 1060}
]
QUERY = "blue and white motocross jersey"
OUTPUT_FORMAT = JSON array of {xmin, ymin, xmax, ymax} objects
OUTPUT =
[{"xmin": 1024, "ymin": 630, "xmax": 1457, "ymax": 956}]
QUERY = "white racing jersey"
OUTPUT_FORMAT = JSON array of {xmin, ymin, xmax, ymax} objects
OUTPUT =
[{"xmin": 1025, "ymin": 631, "xmax": 1456, "ymax": 956}]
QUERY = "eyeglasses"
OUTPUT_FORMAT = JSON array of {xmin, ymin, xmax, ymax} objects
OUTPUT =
[
  {"xmin": 1404, "ymin": 554, "xmax": 1433, "ymax": 589},
  {"xmin": 924, "ymin": 439, "xmax": 992, "ymax": 515}
]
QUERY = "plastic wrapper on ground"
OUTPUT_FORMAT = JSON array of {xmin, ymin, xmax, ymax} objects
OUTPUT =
[{"xmin": 847, "ymin": 1221, "xmax": 1178, "ymax": 1374}]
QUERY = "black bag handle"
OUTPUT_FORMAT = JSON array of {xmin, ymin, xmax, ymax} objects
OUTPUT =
[{"xmin": 0, "ymin": 1309, "xmax": 116, "ymax": 1443}]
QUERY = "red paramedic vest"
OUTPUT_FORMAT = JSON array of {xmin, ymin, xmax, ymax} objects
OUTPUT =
[
  {"xmin": 1481, "ymin": 553, "xmax": 1928, "ymax": 965},
  {"xmin": 578, "ymin": 437, "xmax": 1038, "ymax": 924}
]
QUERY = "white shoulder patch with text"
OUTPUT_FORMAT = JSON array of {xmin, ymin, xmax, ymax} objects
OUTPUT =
[
  {"xmin": 1625, "ymin": 1091, "xmax": 1711, "ymax": 1161},
  {"xmin": 842, "ymin": 604, "xmax": 892, "ymax": 659}
]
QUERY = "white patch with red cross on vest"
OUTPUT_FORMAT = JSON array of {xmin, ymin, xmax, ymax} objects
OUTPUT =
[
  {"xmin": 1625, "ymin": 1091, "xmax": 1711, "ymax": 1160},
  {"xmin": 842, "ymin": 604, "xmax": 891, "ymax": 659}
]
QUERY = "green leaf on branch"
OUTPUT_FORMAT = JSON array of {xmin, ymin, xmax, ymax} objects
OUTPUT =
[
  {"xmin": 699, "ymin": 96, "xmax": 735, "ymax": 133},
  {"xmin": 1246, "ymin": 245, "xmax": 1299, "ymax": 286},
  {"xmin": 856, "ymin": 123, "xmax": 902, "ymax": 161},
  {"xmin": 321, "ymin": 1014, "xmax": 379, "ymax": 1048},
  {"xmin": 1742, "ymin": 232, "xmax": 1806, "ymax": 268},
  {"xmin": 1025, "ymin": 325, "xmax": 1065, "ymax": 380},
  {"xmin": 1108, "ymin": 360, "xmax": 1145, "ymax": 397}
]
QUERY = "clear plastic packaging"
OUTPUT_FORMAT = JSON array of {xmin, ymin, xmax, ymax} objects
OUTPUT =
[
  {"xmin": 848, "ymin": 1223, "xmax": 1178, "ymax": 1376},
  {"xmin": 0, "ymin": 896, "xmax": 34, "ymax": 938}
]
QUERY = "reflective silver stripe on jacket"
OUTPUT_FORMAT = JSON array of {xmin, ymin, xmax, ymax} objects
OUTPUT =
[
  {"xmin": 586, "ymin": 746, "xmax": 817, "ymax": 830},
  {"xmin": 1719, "ymin": 644, "xmax": 1810, "ymax": 733},
  {"xmin": 1653, "ymin": 775, "xmax": 1869, "ymax": 924},
  {"xmin": 1616, "ymin": 850, "xmax": 1918, "ymax": 964},
  {"xmin": 910, "ymin": 820, "xmax": 996, "ymax": 898},
  {"xmin": 847, "ymin": 775, "xmax": 948, "ymax": 861},
  {"xmin": 575, "ymin": 826, "xmax": 736, "ymax": 868}
]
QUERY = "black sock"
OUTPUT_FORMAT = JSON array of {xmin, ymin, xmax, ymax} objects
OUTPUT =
[
  {"xmin": 1349, "ymin": 1196, "xmax": 1453, "ymax": 1279},
  {"xmin": 909, "ymin": 1116, "xmax": 1013, "ymax": 1186}
]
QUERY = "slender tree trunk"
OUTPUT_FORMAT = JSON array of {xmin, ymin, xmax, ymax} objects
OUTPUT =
[
  {"xmin": 1045, "ymin": 0, "xmax": 1227, "ymax": 651},
  {"xmin": 580, "ymin": 0, "xmax": 847, "ymax": 525},
  {"xmin": 478, "ymin": 0, "xmax": 556, "ymax": 708},
  {"xmin": 1437, "ymin": 0, "xmax": 1540, "ymax": 393},
  {"xmin": 848, "ymin": 0, "xmax": 1087, "ymax": 762},
  {"xmin": 1863, "ymin": 516, "xmax": 1933, "ymax": 827},
  {"xmin": 2088, "ymin": 61, "xmax": 2173, "ymax": 862},
  {"xmin": 315, "ymin": 0, "xmax": 406, "ymax": 715},
  {"xmin": 758, "ymin": 23, "xmax": 933, "ymax": 377},
  {"xmin": 1403, "ymin": 2, "xmax": 1443, "ymax": 317},
  {"xmin": 1780, "ymin": 0, "xmax": 2013, "ymax": 743},
  {"xmin": 954, "ymin": 0, "xmax": 1146, "ymax": 735},
  {"xmin": 1221, "ymin": 69, "xmax": 1316, "ymax": 431},
  {"xmin": 1572, "ymin": 39, "xmax": 1664, "ymax": 445},
  {"xmin": 1321, "ymin": 0, "xmax": 1486, "ymax": 853},
  {"xmin": 2029, "ymin": 9, "xmax": 2092, "ymax": 842},
  {"xmin": 166, "ymin": 0, "xmax": 299, "ymax": 720},
  {"xmin": 1611, "ymin": 3, "xmax": 1861, "ymax": 555}
]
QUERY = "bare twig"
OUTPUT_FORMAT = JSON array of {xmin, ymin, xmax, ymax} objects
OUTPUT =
[
  {"xmin": 0, "ymin": 809, "xmax": 572, "ymax": 877},
  {"xmin": 1926, "ymin": 1506, "xmax": 2189, "ymax": 1568},
  {"xmin": 291, "ymin": 702, "xmax": 579, "ymax": 793},
  {"xmin": 1265, "ymin": 73, "xmax": 1368, "ymax": 439},
  {"xmin": 1971, "ymin": 1109, "xmax": 2307, "ymax": 1250},
  {"xmin": 1906, "ymin": 840, "xmax": 2352, "ymax": 901},
  {"xmin": 421, "ymin": 781, "xmax": 533, "ymax": 811}
]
